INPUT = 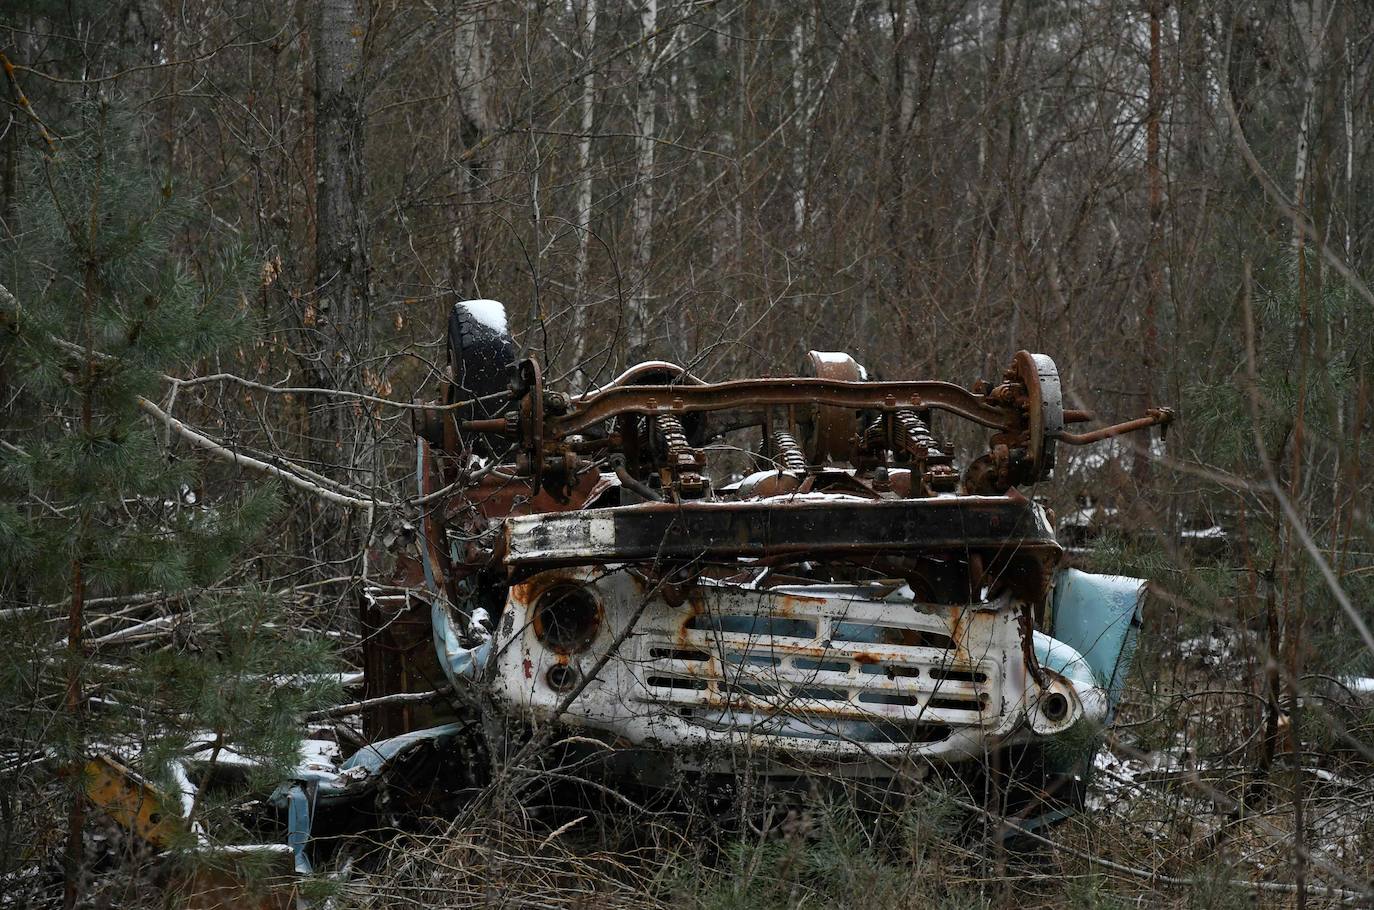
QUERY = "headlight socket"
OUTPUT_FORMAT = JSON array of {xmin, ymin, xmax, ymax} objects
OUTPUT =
[{"xmin": 532, "ymin": 584, "xmax": 602, "ymax": 655}]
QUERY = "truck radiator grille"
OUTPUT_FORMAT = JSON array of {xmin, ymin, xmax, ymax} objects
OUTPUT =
[{"xmin": 636, "ymin": 602, "xmax": 999, "ymax": 744}]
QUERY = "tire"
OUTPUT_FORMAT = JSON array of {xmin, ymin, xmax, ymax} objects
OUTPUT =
[{"xmin": 447, "ymin": 299, "xmax": 517, "ymax": 457}]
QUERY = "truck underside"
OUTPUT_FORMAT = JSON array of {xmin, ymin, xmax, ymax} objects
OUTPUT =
[{"xmin": 336, "ymin": 301, "xmax": 1169, "ymax": 841}]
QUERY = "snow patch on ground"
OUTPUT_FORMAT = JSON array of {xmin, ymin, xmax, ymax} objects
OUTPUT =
[
  {"xmin": 460, "ymin": 299, "xmax": 508, "ymax": 334},
  {"xmin": 1177, "ymin": 631, "xmax": 1237, "ymax": 667},
  {"xmin": 1088, "ymin": 732, "xmax": 1195, "ymax": 814}
]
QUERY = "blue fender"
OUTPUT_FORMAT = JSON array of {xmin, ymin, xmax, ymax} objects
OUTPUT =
[{"xmin": 1049, "ymin": 568, "xmax": 1146, "ymax": 723}]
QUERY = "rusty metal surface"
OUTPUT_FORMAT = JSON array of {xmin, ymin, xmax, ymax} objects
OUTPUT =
[
  {"xmin": 1057, "ymin": 407, "xmax": 1175, "ymax": 445},
  {"xmin": 502, "ymin": 496, "xmax": 1060, "ymax": 570},
  {"xmin": 800, "ymin": 350, "xmax": 864, "ymax": 463},
  {"xmin": 771, "ymin": 429, "xmax": 808, "ymax": 473},
  {"xmin": 369, "ymin": 346, "xmax": 1168, "ymax": 776},
  {"xmin": 81, "ymin": 754, "xmax": 183, "ymax": 848},
  {"xmin": 487, "ymin": 568, "xmax": 1091, "ymax": 764},
  {"xmin": 410, "ymin": 348, "xmax": 1172, "ymax": 502},
  {"xmin": 552, "ymin": 377, "xmax": 1013, "ymax": 437}
]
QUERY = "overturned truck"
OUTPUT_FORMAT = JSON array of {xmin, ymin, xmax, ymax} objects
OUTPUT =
[{"xmin": 352, "ymin": 299, "xmax": 1173, "ymax": 833}]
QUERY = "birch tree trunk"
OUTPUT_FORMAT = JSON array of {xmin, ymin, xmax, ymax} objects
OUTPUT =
[
  {"xmin": 1285, "ymin": 8, "xmax": 1327, "ymax": 904},
  {"xmin": 790, "ymin": 15, "xmax": 808, "ymax": 237},
  {"xmin": 626, "ymin": 0, "xmax": 658, "ymax": 362},
  {"xmin": 1291, "ymin": 0, "xmax": 1327, "ymax": 250},
  {"xmin": 973, "ymin": 0, "xmax": 1011, "ymax": 339},
  {"xmin": 451, "ymin": 3, "xmax": 495, "ymax": 301},
  {"xmin": 874, "ymin": 0, "xmax": 917, "ymax": 363},
  {"xmin": 570, "ymin": 0, "xmax": 598, "ymax": 375}
]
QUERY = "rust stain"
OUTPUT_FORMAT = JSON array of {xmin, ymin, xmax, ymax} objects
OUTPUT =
[{"xmin": 947, "ymin": 607, "xmax": 968, "ymax": 662}]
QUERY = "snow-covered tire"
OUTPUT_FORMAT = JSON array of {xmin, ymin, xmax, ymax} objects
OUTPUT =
[{"xmin": 447, "ymin": 299, "xmax": 516, "ymax": 456}]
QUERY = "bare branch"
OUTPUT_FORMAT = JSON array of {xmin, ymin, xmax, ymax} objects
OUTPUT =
[{"xmin": 135, "ymin": 396, "xmax": 396, "ymax": 510}]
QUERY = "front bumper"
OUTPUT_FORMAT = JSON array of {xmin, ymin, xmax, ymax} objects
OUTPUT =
[{"xmin": 490, "ymin": 569, "xmax": 1106, "ymax": 772}]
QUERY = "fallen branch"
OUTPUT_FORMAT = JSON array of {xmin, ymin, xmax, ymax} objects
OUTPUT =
[
  {"xmin": 85, "ymin": 614, "xmax": 179, "ymax": 648},
  {"xmin": 984, "ymin": 804, "xmax": 1369, "ymax": 902},
  {"xmin": 136, "ymin": 396, "xmax": 395, "ymax": 510},
  {"xmin": 305, "ymin": 686, "xmax": 453, "ymax": 722},
  {"xmin": 169, "ymin": 371, "xmax": 511, "ymax": 413}
]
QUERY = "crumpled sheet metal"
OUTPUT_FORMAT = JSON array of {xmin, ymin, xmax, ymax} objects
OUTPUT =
[
  {"xmin": 432, "ymin": 600, "xmax": 492, "ymax": 689},
  {"xmin": 1049, "ymin": 568, "xmax": 1147, "ymax": 720},
  {"xmin": 272, "ymin": 721, "xmax": 471, "ymax": 871},
  {"xmin": 273, "ymin": 722, "xmax": 470, "ymax": 804}
]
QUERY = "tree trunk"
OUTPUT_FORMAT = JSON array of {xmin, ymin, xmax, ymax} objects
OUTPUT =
[
  {"xmin": 973, "ymin": 0, "xmax": 1012, "ymax": 346},
  {"xmin": 570, "ymin": 0, "xmax": 598, "ymax": 377},
  {"xmin": 877, "ymin": 0, "xmax": 916, "ymax": 365},
  {"xmin": 311, "ymin": 0, "xmax": 371, "ymax": 480},
  {"xmin": 626, "ymin": 0, "xmax": 658, "ymax": 362},
  {"xmin": 1137, "ymin": 0, "xmax": 1163, "ymax": 485},
  {"xmin": 1291, "ymin": 0, "xmax": 1326, "ymax": 251},
  {"xmin": 450, "ymin": 1, "xmax": 495, "ymax": 303},
  {"xmin": 1285, "ymin": 6, "xmax": 1327, "ymax": 905},
  {"xmin": 790, "ymin": 14, "xmax": 808, "ymax": 237}
]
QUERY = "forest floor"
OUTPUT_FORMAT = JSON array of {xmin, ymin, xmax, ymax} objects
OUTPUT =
[{"xmin": 10, "ymin": 546, "xmax": 1374, "ymax": 909}]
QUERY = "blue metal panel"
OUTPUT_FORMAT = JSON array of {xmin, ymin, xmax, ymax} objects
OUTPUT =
[
  {"xmin": 284, "ymin": 783, "xmax": 314, "ymax": 874},
  {"xmin": 1031, "ymin": 631, "xmax": 1099, "ymax": 694},
  {"xmin": 432, "ymin": 598, "xmax": 492, "ymax": 686},
  {"xmin": 1050, "ymin": 568, "xmax": 1146, "ymax": 719}
]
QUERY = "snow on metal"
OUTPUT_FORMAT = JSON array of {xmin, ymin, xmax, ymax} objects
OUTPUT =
[{"xmin": 458, "ymin": 298, "xmax": 509, "ymax": 334}]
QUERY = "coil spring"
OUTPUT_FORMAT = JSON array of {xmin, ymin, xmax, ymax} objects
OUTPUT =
[
  {"xmin": 771, "ymin": 430, "xmax": 808, "ymax": 473},
  {"xmin": 655, "ymin": 414, "xmax": 692, "ymax": 465},
  {"xmin": 864, "ymin": 410, "xmax": 949, "ymax": 460}
]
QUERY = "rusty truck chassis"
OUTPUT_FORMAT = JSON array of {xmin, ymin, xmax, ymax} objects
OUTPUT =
[{"xmin": 353, "ymin": 337, "xmax": 1166, "ymax": 794}]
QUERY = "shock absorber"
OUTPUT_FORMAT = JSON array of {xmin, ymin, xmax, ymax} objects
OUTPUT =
[
  {"xmin": 655, "ymin": 415, "xmax": 692, "ymax": 466},
  {"xmin": 861, "ymin": 410, "xmax": 958, "ymax": 493},
  {"xmin": 861, "ymin": 413, "xmax": 887, "ymax": 452}
]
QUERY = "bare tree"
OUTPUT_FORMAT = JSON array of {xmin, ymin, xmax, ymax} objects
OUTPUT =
[
  {"xmin": 626, "ymin": 0, "xmax": 659, "ymax": 361},
  {"xmin": 570, "ymin": 0, "xmax": 598, "ymax": 375},
  {"xmin": 311, "ymin": 0, "xmax": 372, "ymax": 481},
  {"xmin": 450, "ymin": 1, "xmax": 496, "ymax": 301}
]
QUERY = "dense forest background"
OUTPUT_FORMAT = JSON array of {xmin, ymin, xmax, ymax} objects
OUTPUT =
[{"xmin": 3, "ymin": 0, "xmax": 1374, "ymax": 907}]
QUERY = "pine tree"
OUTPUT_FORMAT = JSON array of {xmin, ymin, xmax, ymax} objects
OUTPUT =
[{"xmin": 0, "ymin": 100, "xmax": 337, "ymax": 907}]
